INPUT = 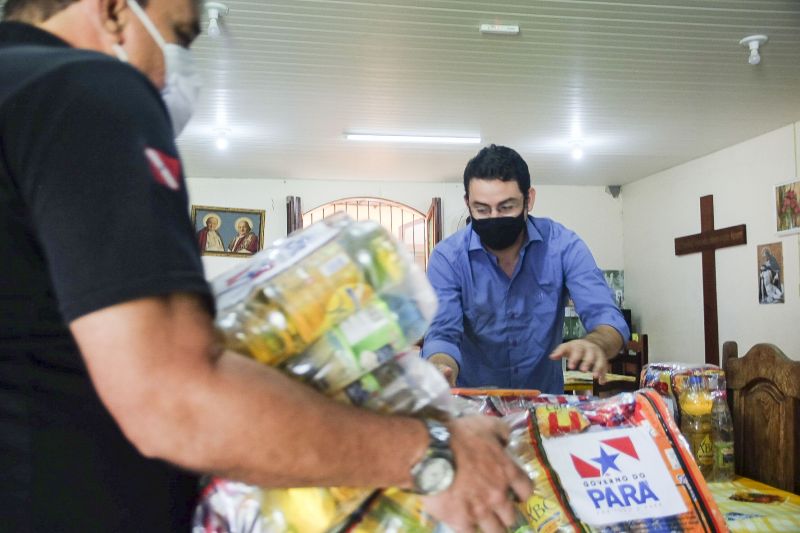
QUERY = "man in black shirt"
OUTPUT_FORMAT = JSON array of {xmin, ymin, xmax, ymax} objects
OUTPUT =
[{"xmin": 0, "ymin": 1, "xmax": 531, "ymax": 531}]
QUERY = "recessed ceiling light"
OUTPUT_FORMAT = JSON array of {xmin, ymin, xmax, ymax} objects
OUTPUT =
[
  {"xmin": 345, "ymin": 133, "xmax": 481, "ymax": 145},
  {"xmin": 571, "ymin": 145, "xmax": 584, "ymax": 160},
  {"xmin": 215, "ymin": 129, "xmax": 230, "ymax": 150}
]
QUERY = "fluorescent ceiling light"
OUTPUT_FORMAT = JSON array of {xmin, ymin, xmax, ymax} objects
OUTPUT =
[
  {"xmin": 346, "ymin": 134, "xmax": 481, "ymax": 145},
  {"xmin": 479, "ymin": 23, "xmax": 520, "ymax": 35}
]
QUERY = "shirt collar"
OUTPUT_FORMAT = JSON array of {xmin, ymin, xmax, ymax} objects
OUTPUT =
[
  {"xmin": 467, "ymin": 215, "xmax": 543, "ymax": 252},
  {"xmin": 0, "ymin": 21, "xmax": 71, "ymax": 48}
]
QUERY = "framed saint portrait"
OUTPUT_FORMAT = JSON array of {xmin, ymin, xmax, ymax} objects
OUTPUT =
[
  {"xmin": 774, "ymin": 179, "xmax": 800, "ymax": 236},
  {"xmin": 191, "ymin": 205, "xmax": 265, "ymax": 257},
  {"xmin": 757, "ymin": 242, "xmax": 784, "ymax": 305}
]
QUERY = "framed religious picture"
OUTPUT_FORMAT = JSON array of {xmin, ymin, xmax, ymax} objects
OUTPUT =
[
  {"xmin": 757, "ymin": 242, "xmax": 784, "ymax": 304},
  {"xmin": 191, "ymin": 205, "xmax": 265, "ymax": 257},
  {"xmin": 603, "ymin": 270, "xmax": 625, "ymax": 308},
  {"xmin": 774, "ymin": 179, "xmax": 800, "ymax": 236}
]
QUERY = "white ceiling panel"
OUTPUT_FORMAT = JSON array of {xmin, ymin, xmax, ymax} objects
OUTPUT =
[{"xmin": 4, "ymin": 0, "xmax": 799, "ymax": 185}]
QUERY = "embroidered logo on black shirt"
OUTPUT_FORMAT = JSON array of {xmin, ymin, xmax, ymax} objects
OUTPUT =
[{"xmin": 144, "ymin": 147, "xmax": 182, "ymax": 191}]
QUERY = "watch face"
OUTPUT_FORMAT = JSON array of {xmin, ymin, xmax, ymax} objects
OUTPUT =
[{"xmin": 418, "ymin": 457, "xmax": 455, "ymax": 494}]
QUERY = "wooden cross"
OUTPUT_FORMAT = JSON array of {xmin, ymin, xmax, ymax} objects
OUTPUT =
[{"xmin": 674, "ymin": 195, "xmax": 747, "ymax": 366}]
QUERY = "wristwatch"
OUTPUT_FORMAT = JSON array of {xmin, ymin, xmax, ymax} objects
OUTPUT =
[{"xmin": 410, "ymin": 419, "xmax": 456, "ymax": 495}]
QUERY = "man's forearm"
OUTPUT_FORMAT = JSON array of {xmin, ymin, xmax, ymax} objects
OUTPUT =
[
  {"xmin": 72, "ymin": 295, "xmax": 429, "ymax": 490},
  {"xmin": 147, "ymin": 349, "xmax": 429, "ymax": 488},
  {"xmin": 584, "ymin": 325, "xmax": 624, "ymax": 359}
]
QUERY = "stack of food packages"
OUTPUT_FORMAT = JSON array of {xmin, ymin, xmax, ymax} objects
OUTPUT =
[
  {"xmin": 641, "ymin": 364, "xmax": 735, "ymax": 482},
  {"xmin": 508, "ymin": 390, "xmax": 728, "ymax": 532},
  {"xmin": 193, "ymin": 215, "xmax": 728, "ymax": 532},
  {"xmin": 640, "ymin": 363, "xmax": 726, "ymax": 424},
  {"xmin": 195, "ymin": 214, "xmax": 454, "ymax": 532}
]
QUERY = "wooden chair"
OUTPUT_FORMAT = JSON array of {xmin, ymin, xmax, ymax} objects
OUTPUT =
[
  {"xmin": 722, "ymin": 341, "xmax": 800, "ymax": 494},
  {"xmin": 593, "ymin": 334, "xmax": 648, "ymax": 396}
]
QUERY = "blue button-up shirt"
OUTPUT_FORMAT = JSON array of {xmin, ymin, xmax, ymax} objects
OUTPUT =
[{"xmin": 422, "ymin": 216, "xmax": 630, "ymax": 394}]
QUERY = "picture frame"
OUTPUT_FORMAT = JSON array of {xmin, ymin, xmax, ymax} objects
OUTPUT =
[
  {"xmin": 774, "ymin": 179, "xmax": 800, "ymax": 236},
  {"xmin": 757, "ymin": 242, "xmax": 784, "ymax": 305},
  {"xmin": 191, "ymin": 205, "xmax": 265, "ymax": 257}
]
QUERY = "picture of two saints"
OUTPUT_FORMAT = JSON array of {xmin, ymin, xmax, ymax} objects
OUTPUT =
[{"xmin": 197, "ymin": 213, "xmax": 259, "ymax": 255}]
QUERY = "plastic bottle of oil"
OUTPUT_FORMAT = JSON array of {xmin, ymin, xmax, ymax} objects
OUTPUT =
[
  {"xmin": 679, "ymin": 375, "xmax": 714, "ymax": 478},
  {"xmin": 711, "ymin": 393, "xmax": 735, "ymax": 481}
]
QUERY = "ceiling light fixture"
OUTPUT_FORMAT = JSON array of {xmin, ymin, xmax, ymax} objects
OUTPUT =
[
  {"xmin": 739, "ymin": 34, "xmax": 767, "ymax": 65},
  {"xmin": 479, "ymin": 23, "xmax": 520, "ymax": 35},
  {"xmin": 215, "ymin": 129, "xmax": 230, "ymax": 150},
  {"xmin": 205, "ymin": 2, "xmax": 228, "ymax": 38},
  {"xmin": 571, "ymin": 144, "xmax": 584, "ymax": 160},
  {"xmin": 345, "ymin": 133, "xmax": 481, "ymax": 145}
]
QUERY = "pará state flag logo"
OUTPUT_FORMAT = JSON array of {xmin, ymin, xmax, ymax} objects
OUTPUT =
[
  {"xmin": 144, "ymin": 147, "xmax": 182, "ymax": 191},
  {"xmin": 541, "ymin": 426, "xmax": 687, "ymax": 527}
]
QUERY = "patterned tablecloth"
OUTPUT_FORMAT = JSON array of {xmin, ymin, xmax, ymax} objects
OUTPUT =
[{"xmin": 709, "ymin": 477, "xmax": 800, "ymax": 532}]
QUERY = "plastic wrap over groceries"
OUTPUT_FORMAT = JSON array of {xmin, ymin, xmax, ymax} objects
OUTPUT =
[
  {"xmin": 450, "ymin": 389, "xmax": 590, "ymax": 418},
  {"xmin": 213, "ymin": 214, "xmax": 437, "ymax": 392},
  {"xmin": 640, "ymin": 363, "xmax": 725, "ymax": 424},
  {"xmin": 506, "ymin": 389, "xmax": 727, "ymax": 532},
  {"xmin": 195, "ymin": 215, "xmax": 450, "ymax": 533},
  {"xmin": 641, "ymin": 363, "xmax": 734, "ymax": 482}
]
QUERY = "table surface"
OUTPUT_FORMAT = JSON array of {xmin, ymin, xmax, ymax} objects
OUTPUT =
[
  {"xmin": 709, "ymin": 476, "xmax": 800, "ymax": 532},
  {"xmin": 563, "ymin": 370, "xmax": 638, "ymax": 383},
  {"xmin": 563, "ymin": 370, "xmax": 637, "ymax": 392}
]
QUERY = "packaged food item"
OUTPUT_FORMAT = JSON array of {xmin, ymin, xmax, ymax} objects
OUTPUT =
[
  {"xmin": 336, "ymin": 489, "xmax": 436, "ymax": 533},
  {"xmin": 213, "ymin": 214, "xmax": 436, "ymax": 367},
  {"xmin": 711, "ymin": 393, "xmax": 735, "ymax": 482},
  {"xmin": 679, "ymin": 375, "xmax": 714, "ymax": 478},
  {"xmin": 332, "ymin": 349, "xmax": 452, "ymax": 419},
  {"xmin": 196, "ymin": 215, "xmax": 443, "ymax": 533},
  {"xmin": 640, "ymin": 363, "xmax": 726, "ymax": 426},
  {"xmin": 449, "ymin": 389, "xmax": 590, "ymax": 418},
  {"xmin": 507, "ymin": 390, "xmax": 728, "ymax": 532},
  {"xmin": 534, "ymin": 405, "xmax": 591, "ymax": 437}
]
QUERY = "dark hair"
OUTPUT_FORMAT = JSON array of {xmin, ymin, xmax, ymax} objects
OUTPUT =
[
  {"xmin": 3, "ymin": 0, "xmax": 149, "ymax": 22},
  {"xmin": 463, "ymin": 144, "xmax": 531, "ymax": 196}
]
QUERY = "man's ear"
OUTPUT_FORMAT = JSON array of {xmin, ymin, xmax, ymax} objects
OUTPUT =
[
  {"xmin": 527, "ymin": 187, "xmax": 536, "ymax": 212},
  {"xmin": 100, "ymin": 0, "xmax": 130, "ymax": 39},
  {"xmin": 463, "ymin": 194, "xmax": 469, "ymax": 208}
]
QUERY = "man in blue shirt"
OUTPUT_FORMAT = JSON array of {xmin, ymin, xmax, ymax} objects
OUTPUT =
[{"xmin": 422, "ymin": 145, "xmax": 630, "ymax": 393}]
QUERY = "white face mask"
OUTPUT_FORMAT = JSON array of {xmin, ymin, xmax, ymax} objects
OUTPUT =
[{"xmin": 115, "ymin": 0, "xmax": 202, "ymax": 137}]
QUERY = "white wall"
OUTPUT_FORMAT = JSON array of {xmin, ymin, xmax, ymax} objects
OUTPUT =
[
  {"xmin": 186, "ymin": 178, "xmax": 624, "ymax": 279},
  {"xmin": 623, "ymin": 122, "xmax": 800, "ymax": 363}
]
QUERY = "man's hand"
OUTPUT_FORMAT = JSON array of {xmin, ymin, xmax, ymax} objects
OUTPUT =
[
  {"xmin": 423, "ymin": 416, "xmax": 532, "ymax": 533},
  {"xmin": 549, "ymin": 325, "xmax": 624, "ymax": 384},
  {"xmin": 549, "ymin": 338, "xmax": 610, "ymax": 383},
  {"xmin": 429, "ymin": 353, "xmax": 459, "ymax": 387}
]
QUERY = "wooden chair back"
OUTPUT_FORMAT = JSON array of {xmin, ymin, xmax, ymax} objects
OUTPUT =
[{"xmin": 722, "ymin": 341, "xmax": 800, "ymax": 494}]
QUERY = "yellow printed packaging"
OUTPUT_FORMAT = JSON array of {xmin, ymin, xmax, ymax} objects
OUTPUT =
[{"xmin": 534, "ymin": 405, "xmax": 590, "ymax": 437}]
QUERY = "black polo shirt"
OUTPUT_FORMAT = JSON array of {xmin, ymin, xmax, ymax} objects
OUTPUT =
[{"xmin": 0, "ymin": 22, "xmax": 212, "ymax": 532}]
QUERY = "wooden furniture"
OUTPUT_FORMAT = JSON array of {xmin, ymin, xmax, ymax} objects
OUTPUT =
[
  {"xmin": 722, "ymin": 341, "xmax": 800, "ymax": 494},
  {"xmin": 592, "ymin": 334, "xmax": 648, "ymax": 396}
]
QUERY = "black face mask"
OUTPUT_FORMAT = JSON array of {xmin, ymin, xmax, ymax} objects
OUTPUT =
[{"xmin": 471, "ymin": 209, "xmax": 527, "ymax": 251}]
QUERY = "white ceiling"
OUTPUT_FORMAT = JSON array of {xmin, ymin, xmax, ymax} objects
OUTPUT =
[{"xmin": 7, "ymin": 1, "xmax": 800, "ymax": 185}]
